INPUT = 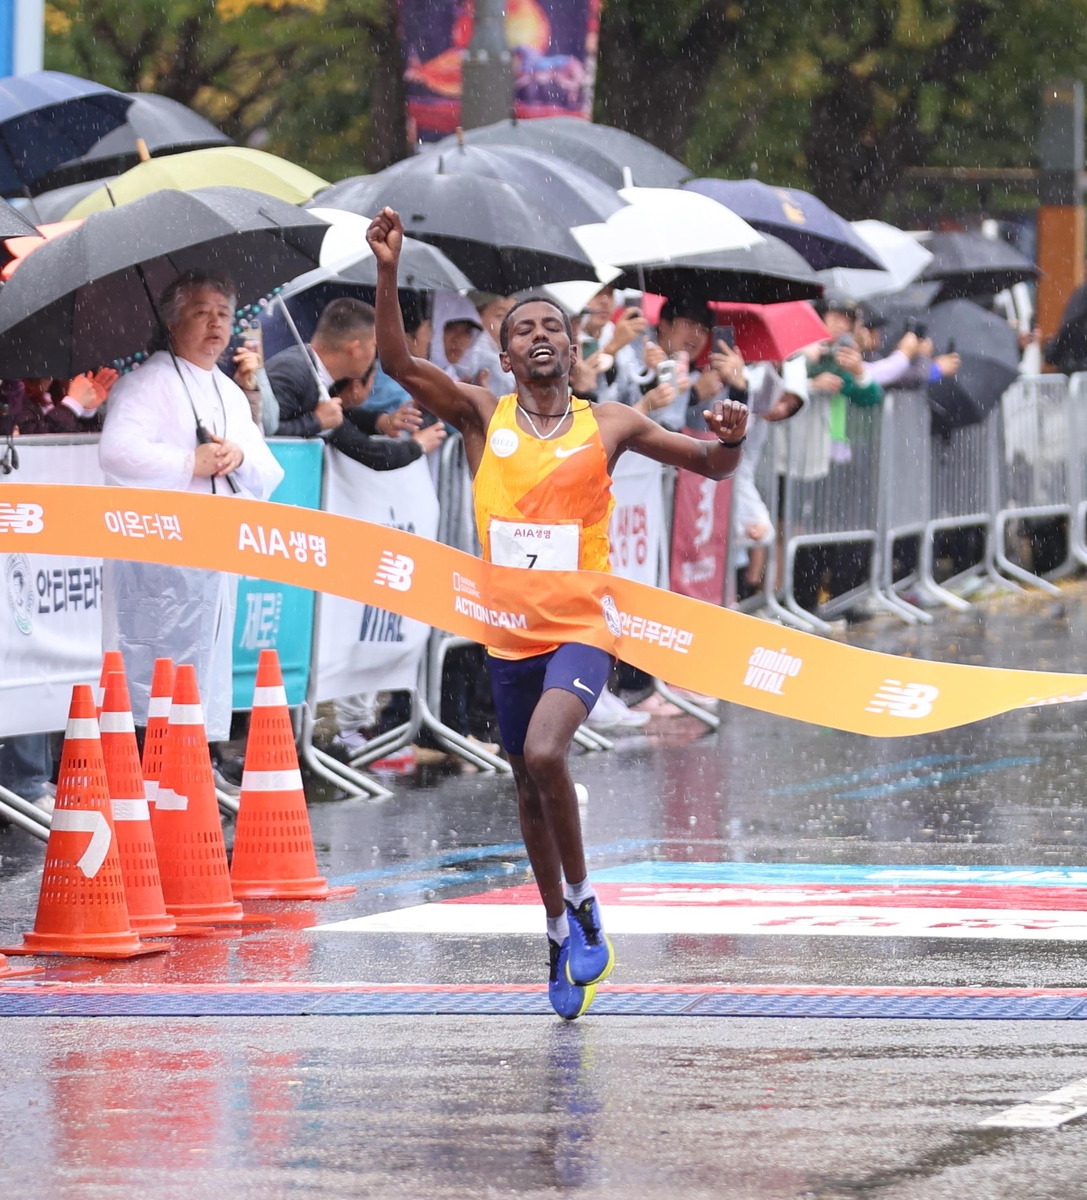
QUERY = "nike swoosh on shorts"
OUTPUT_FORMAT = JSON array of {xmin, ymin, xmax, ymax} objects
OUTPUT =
[
  {"xmin": 555, "ymin": 444, "xmax": 589, "ymax": 458},
  {"xmin": 573, "ymin": 678, "xmax": 594, "ymax": 694}
]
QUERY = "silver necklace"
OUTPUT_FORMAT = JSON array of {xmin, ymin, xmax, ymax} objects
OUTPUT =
[{"xmin": 517, "ymin": 397, "xmax": 571, "ymax": 441}]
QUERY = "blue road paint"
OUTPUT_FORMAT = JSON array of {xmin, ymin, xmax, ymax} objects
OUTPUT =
[
  {"xmin": 838, "ymin": 756, "xmax": 1040, "ymax": 800},
  {"xmin": 592, "ymin": 861, "xmax": 1087, "ymax": 887},
  {"xmin": 763, "ymin": 755, "xmax": 961, "ymax": 798},
  {"xmin": 330, "ymin": 838, "xmax": 657, "ymax": 892}
]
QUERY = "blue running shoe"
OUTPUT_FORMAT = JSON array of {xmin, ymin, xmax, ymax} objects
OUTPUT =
[
  {"xmin": 565, "ymin": 896, "xmax": 615, "ymax": 986},
  {"xmin": 549, "ymin": 937, "xmax": 595, "ymax": 1020}
]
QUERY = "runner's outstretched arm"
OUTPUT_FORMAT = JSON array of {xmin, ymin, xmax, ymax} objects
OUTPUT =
[
  {"xmin": 367, "ymin": 208, "xmax": 492, "ymax": 434},
  {"xmin": 603, "ymin": 397, "xmax": 748, "ymax": 480}
]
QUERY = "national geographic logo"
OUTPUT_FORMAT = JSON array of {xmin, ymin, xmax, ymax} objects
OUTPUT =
[{"xmin": 743, "ymin": 646, "xmax": 802, "ymax": 696}]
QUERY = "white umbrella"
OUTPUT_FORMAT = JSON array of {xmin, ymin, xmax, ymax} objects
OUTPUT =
[
  {"xmin": 309, "ymin": 205, "xmax": 374, "ymax": 269},
  {"xmin": 535, "ymin": 274, "xmax": 623, "ymax": 318},
  {"xmin": 817, "ymin": 219, "xmax": 932, "ymax": 299},
  {"xmin": 572, "ymin": 187, "xmax": 763, "ymax": 270}
]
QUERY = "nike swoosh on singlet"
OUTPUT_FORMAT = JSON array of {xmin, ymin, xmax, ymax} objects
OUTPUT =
[
  {"xmin": 554, "ymin": 444, "xmax": 590, "ymax": 458},
  {"xmin": 573, "ymin": 678, "xmax": 594, "ymax": 694}
]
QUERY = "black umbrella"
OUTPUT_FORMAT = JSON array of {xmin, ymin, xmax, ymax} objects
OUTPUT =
[
  {"xmin": 369, "ymin": 142, "xmax": 624, "ymax": 227},
  {"xmin": 311, "ymin": 171, "xmax": 595, "ymax": 293},
  {"xmin": 31, "ymin": 93, "xmax": 232, "ymax": 194},
  {"xmin": 925, "ymin": 299, "xmax": 1020, "ymax": 429},
  {"xmin": 1045, "ymin": 281, "xmax": 1087, "ymax": 372},
  {"xmin": 15, "ymin": 177, "xmax": 110, "ymax": 224},
  {"xmin": 921, "ymin": 232, "xmax": 1037, "ymax": 301},
  {"xmin": 434, "ymin": 117, "xmax": 689, "ymax": 190},
  {"xmin": 0, "ymin": 186, "xmax": 328, "ymax": 377},
  {"xmin": 0, "ymin": 71, "xmax": 132, "ymax": 196},
  {"xmin": 0, "ymin": 197, "xmax": 42, "ymax": 239},
  {"xmin": 620, "ymin": 233, "xmax": 822, "ymax": 304}
]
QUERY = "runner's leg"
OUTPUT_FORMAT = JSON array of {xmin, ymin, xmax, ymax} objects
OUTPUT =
[{"xmin": 521, "ymin": 688, "xmax": 593, "ymax": 892}]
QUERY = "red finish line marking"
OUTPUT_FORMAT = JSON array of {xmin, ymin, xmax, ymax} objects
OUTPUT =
[{"xmin": 447, "ymin": 882, "xmax": 1087, "ymax": 911}]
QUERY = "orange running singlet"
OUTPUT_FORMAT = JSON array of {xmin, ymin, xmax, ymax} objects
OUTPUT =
[{"xmin": 474, "ymin": 393, "xmax": 614, "ymax": 659}]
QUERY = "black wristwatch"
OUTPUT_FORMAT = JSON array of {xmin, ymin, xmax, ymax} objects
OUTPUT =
[{"xmin": 719, "ymin": 435, "xmax": 746, "ymax": 449}]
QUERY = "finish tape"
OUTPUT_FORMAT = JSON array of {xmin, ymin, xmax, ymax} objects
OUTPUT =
[{"xmin": 2, "ymin": 484, "xmax": 1084, "ymax": 738}]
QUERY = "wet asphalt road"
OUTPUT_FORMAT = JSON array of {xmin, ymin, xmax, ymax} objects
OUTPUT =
[{"xmin": 5, "ymin": 585, "xmax": 1087, "ymax": 1196}]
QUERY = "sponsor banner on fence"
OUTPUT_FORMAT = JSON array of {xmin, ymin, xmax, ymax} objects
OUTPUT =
[
  {"xmin": 402, "ymin": 0, "xmax": 601, "ymax": 140},
  {"xmin": 232, "ymin": 440, "xmax": 323, "ymax": 710},
  {"xmin": 669, "ymin": 429, "xmax": 732, "ymax": 603},
  {"xmin": 316, "ymin": 451, "xmax": 439, "ymax": 701},
  {"xmin": 608, "ymin": 452, "xmax": 663, "ymax": 587},
  {"xmin": 0, "ymin": 443, "xmax": 103, "ymax": 736},
  {"xmin": 7, "ymin": 482, "xmax": 1087, "ymax": 737}
]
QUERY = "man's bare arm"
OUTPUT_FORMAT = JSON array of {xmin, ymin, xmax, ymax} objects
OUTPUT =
[
  {"xmin": 368, "ymin": 208, "xmax": 493, "ymax": 433},
  {"xmin": 601, "ymin": 398, "xmax": 748, "ymax": 480}
]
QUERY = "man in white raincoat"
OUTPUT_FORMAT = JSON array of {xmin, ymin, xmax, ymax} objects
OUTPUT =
[{"xmin": 99, "ymin": 270, "xmax": 285, "ymax": 741}]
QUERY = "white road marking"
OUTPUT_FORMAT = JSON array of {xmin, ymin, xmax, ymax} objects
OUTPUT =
[
  {"xmin": 981, "ymin": 1078, "xmax": 1087, "ymax": 1129},
  {"xmin": 310, "ymin": 903, "xmax": 1087, "ymax": 939}
]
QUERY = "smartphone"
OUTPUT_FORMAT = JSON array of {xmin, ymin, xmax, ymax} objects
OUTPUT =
[
  {"xmin": 947, "ymin": 338, "xmax": 957, "ymax": 354},
  {"xmin": 656, "ymin": 360, "xmax": 677, "ymax": 388},
  {"xmin": 712, "ymin": 324, "xmax": 736, "ymax": 351},
  {"xmin": 243, "ymin": 321, "xmax": 263, "ymax": 357},
  {"xmin": 837, "ymin": 332, "xmax": 856, "ymax": 349}
]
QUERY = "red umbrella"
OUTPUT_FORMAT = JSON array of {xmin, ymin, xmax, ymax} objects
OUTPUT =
[{"xmin": 708, "ymin": 301, "xmax": 828, "ymax": 362}]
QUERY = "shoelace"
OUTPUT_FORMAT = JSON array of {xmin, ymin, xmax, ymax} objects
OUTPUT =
[{"xmin": 569, "ymin": 898, "xmax": 602, "ymax": 945}]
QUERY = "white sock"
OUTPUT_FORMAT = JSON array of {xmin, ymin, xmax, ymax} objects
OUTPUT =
[
  {"xmin": 546, "ymin": 912, "xmax": 570, "ymax": 945},
  {"xmin": 564, "ymin": 876, "xmax": 595, "ymax": 907}
]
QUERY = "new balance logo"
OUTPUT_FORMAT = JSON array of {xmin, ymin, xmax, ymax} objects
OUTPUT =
[
  {"xmin": 0, "ymin": 502, "xmax": 44, "ymax": 534},
  {"xmin": 865, "ymin": 680, "xmax": 939, "ymax": 718},
  {"xmin": 374, "ymin": 551, "xmax": 414, "ymax": 592}
]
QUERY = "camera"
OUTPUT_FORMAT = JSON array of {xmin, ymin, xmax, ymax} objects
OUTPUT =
[
  {"xmin": 656, "ymin": 360, "xmax": 677, "ymax": 388},
  {"xmin": 903, "ymin": 316, "xmax": 928, "ymax": 339}
]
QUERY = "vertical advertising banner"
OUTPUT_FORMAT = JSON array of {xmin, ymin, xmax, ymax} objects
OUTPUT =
[{"xmin": 401, "ymin": 0, "xmax": 601, "ymax": 140}]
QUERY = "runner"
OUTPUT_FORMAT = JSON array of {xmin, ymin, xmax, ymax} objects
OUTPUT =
[{"xmin": 367, "ymin": 208, "xmax": 748, "ymax": 1019}]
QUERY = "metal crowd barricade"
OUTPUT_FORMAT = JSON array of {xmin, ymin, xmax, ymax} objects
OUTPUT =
[
  {"xmin": 777, "ymin": 391, "xmax": 885, "ymax": 633},
  {"xmin": 876, "ymin": 389, "xmax": 933, "ymax": 624},
  {"xmin": 1068, "ymin": 372, "xmax": 1087, "ymax": 568},
  {"xmin": 988, "ymin": 374, "xmax": 1073, "ymax": 596},
  {"xmin": 918, "ymin": 406, "xmax": 997, "ymax": 610}
]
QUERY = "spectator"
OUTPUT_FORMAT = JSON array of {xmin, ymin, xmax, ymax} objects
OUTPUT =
[
  {"xmin": 459, "ymin": 290, "xmax": 516, "ymax": 396},
  {"xmin": 857, "ymin": 312, "xmax": 960, "ymax": 388},
  {"xmin": 1, "ymin": 370, "xmax": 117, "ymax": 435},
  {"xmin": 363, "ymin": 292, "xmax": 434, "ymax": 416},
  {"xmin": 231, "ymin": 328, "xmax": 279, "ymax": 435},
  {"xmin": 0, "ymin": 733, "xmax": 53, "ymax": 811},
  {"xmin": 642, "ymin": 297, "xmax": 725, "ymax": 429},
  {"xmin": 430, "ymin": 290, "xmax": 485, "ymax": 382},
  {"xmin": 807, "ymin": 299, "xmax": 882, "ymax": 407},
  {"xmin": 265, "ymin": 297, "xmax": 429, "ymax": 471},
  {"xmin": 98, "ymin": 269, "xmax": 285, "ymax": 743}
]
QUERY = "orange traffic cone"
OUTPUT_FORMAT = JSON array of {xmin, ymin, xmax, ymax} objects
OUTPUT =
[
  {"xmin": 2, "ymin": 686, "xmax": 164, "ymax": 959},
  {"xmin": 95, "ymin": 650, "xmax": 125, "ymax": 715},
  {"xmin": 141, "ymin": 657, "xmax": 174, "ymax": 807},
  {"xmin": 0, "ymin": 953, "xmax": 40, "ymax": 978},
  {"xmin": 151, "ymin": 665, "xmax": 245, "ymax": 924},
  {"xmin": 230, "ymin": 650, "xmax": 355, "ymax": 900},
  {"xmin": 100, "ymin": 670, "xmax": 178, "ymax": 936}
]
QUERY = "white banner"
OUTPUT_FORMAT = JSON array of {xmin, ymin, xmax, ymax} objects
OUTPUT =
[
  {"xmin": 316, "ymin": 450, "xmax": 439, "ymax": 701},
  {"xmin": 0, "ymin": 439, "xmax": 104, "ymax": 735},
  {"xmin": 608, "ymin": 453, "xmax": 664, "ymax": 586}
]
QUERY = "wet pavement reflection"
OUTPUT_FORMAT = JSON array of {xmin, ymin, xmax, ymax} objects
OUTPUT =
[{"xmin": 6, "ymin": 585, "xmax": 1087, "ymax": 1195}]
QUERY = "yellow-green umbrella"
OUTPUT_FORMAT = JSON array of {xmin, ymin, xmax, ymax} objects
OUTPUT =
[{"xmin": 63, "ymin": 146, "xmax": 329, "ymax": 218}]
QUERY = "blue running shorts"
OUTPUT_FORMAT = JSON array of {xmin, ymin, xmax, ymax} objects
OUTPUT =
[{"xmin": 486, "ymin": 643, "xmax": 615, "ymax": 756}]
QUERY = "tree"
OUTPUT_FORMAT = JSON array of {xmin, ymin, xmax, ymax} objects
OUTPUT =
[
  {"xmin": 596, "ymin": 0, "xmax": 1087, "ymax": 218},
  {"xmin": 44, "ymin": 0, "xmax": 408, "ymax": 180}
]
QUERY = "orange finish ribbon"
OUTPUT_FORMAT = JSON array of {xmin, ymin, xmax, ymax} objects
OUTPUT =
[{"xmin": 2, "ymin": 483, "xmax": 1085, "ymax": 737}]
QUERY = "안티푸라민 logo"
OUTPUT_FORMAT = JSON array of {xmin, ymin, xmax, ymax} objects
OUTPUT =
[
  {"xmin": 865, "ymin": 680, "xmax": 939, "ymax": 719},
  {"xmin": 743, "ymin": 646, "xmax": 802, "ymax": 696}
]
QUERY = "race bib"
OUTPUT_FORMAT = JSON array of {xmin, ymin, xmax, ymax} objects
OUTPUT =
[{"xmin": 489, "ymin": 519, "xmax": 580, "ymax": 570}]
